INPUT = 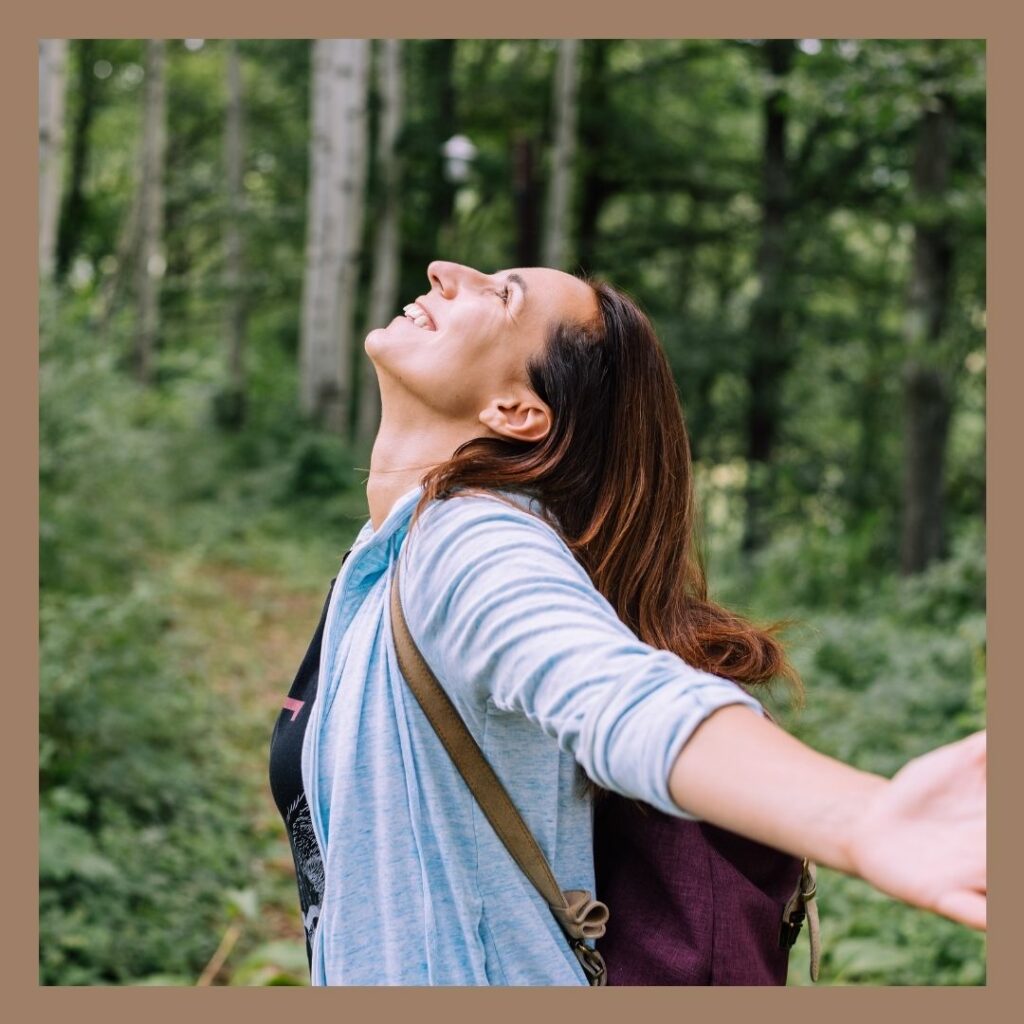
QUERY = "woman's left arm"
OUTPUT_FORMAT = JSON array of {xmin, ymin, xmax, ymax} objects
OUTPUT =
[{"xmin": 668, "ymin": 705, "xmax": 986, "ymax": 930}]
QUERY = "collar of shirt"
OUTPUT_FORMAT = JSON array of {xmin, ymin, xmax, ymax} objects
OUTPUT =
[{"xmin": 343, "ymin": 483, "xmax": 425, "ymax": 584}]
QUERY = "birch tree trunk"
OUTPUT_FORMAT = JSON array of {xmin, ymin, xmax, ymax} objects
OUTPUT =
[
  {"xmin": 221, "ymin": 39, "xmax": 248, "ymax": 427},
  {"xmin": 357, "ymin": 39, "xmax": 403, "ymax": 449},
  {"xmin": 38, "ymin": 39, "xmax": 69, "ymax": 283},
  {"xmin": 299, "ymin": 38, "xmax": 371, "ymax": 433},
  {"xmin": 901, "ymin": 93, "xmax": 956, "ymax": 575},
  {"xmin": 134, "ymin": 39, "xmax": 167, "ymax": 385},
  {"xmin": 542, "ymin": 39, "xmax": 581, "ymax": 271}
]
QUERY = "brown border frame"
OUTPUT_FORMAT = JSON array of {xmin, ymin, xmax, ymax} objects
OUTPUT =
[{"xmin": 11, "ymin": 3, "xmax": 1014, "ymax": 1020}]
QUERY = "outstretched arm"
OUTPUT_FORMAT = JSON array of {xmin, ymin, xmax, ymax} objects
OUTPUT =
[{"xmin": 669, "ymin": 706, "xmax": 987, "ymax": 930}]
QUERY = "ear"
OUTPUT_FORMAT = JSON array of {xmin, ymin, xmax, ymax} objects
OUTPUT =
[{"xmin": 478, "ymin": 392, "xmax": 552, "ymax": 443}]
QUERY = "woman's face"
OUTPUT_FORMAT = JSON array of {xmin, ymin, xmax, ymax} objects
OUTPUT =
[{"xmin": 366, "ymin": 261, "xmax": 599, "ymax": 429}]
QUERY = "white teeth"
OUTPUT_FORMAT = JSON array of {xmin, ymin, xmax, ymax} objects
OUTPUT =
[{"xmin": 401, "ymin": 302, "xmax": 435, "ymax": 329}]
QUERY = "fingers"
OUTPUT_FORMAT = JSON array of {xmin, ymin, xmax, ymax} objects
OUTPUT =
[{"xmin": 933, "ymin": 889, "xmax": 987, "ymax": 932}]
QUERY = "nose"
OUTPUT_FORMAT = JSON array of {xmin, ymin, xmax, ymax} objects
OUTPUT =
[{"xmin": 427, "ymin": 260, "xmax": 486, "ymax": 298}]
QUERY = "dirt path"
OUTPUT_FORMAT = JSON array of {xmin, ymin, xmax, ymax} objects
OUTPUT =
[{"xmin": 165, "ymin": 553, "xmax": 329, "ymax": 982}]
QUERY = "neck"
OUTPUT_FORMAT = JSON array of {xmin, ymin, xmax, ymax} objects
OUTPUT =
[{"xmin": 366, "ymin": 401, "xmax": 483, "ymax": 530}]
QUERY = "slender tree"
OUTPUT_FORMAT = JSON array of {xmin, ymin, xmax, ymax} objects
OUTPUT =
[
  {"xmin": 576, "ymin": 40, "xmax": 613, "ymax": 274},
  {"xmin": 400, "ymin": 38, "xmax": 457, "ymax": 303},
  {"xmin": 742, "ymin": 39, "xmax": 795, "ymax": 553},
  {"xmin": 299, "ymin": 38, "xmax": 371, "ymax": 432},
  {"xmin": 542, "ymin": 39, "xmax": 581, "ymax": 271},
  {"xmin": 134, "ymin": 39, "xmax": 167, "ymax": 384},
  {"xmin": 56, "ymin": 40, "xmax": 99, "ymax": 281},
  {"xmin": 221, "ymin": 39, "xmax": 248, "ymax": 428},
  {"xmin": 512, "ymin": 134, "xmax": 541, "ymax": 267},
  {"xmin": 901, "ymin": 89, "xmax": 957, "ymax": 574},
  {"xmin": 38, "ymin": 39, "xmax": 69, "ymax": 283},
  {"xmin": 357, "ymin": 39, "xmax": 404, "ymax": 450}
]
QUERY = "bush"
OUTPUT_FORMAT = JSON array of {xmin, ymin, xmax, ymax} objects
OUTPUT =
[
  {"xmin": 711, "ymin": 508, "xmax": 986, "ymax": 984},
  {"xmin": 39, "ymin": 302, "xmax": 263, "ymax": 984}
]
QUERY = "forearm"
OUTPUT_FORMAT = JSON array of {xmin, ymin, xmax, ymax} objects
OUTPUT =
[{"xmin": 668, "ymin": 704, "xmax": 887, "ymax": 874}]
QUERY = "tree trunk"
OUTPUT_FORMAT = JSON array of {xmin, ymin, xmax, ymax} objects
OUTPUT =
[
  {"xmin": 56, "ymin": 40, "xmax": 99, "ymax": 281},
  {"xmin": 38, "ymin": 39, "xmax": 69, "ymax": 283},
  {"xmin": 427, "ymin": 40, "xmax": 457, "ymax": 235},
  {"xmin": 134, "ymin": 39, "xmax": 167, "ymax": 385},
  {"xmin": 220, "ymin": 39, "xmax": 248, "ymax": 428},
  {"xmin": 299, "ymin": 38, "xmax": 371, "ymax": 432},
  {"xmin": 399, "ymin": 40, "xmax": 455, "ymax": 305},
  {"xmin": 741, "ymin": 39, "xmax": 794, "ymax": 554},
  {"xmin": 577, "ymin": 40, "xmax": 613, "ymax": 273},
  {"xmin": 96, "ymin": 177, "xmax": 142, "ymax": 329},
  {"xmin": 901, "ymin": 94, "xmax": 956, "ymax": 575},
  {"xmin": 542, "ymin": 39, "xmax": 581, "ymax": 271},
  {"xmin": 513, "ymin": 135, "xmax": 541, "ymax": 267},
  {"xmin": 357, "ymin": 39, "xmax": 403, "ymax": 450}
]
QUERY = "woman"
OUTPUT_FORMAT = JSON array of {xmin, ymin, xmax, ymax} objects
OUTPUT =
[{"xmin": 268, "ymin": 260, "xmax": 986, "ymax": 986}]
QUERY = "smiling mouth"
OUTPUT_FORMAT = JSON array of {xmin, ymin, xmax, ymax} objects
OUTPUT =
[{"xmin": 401, "ymin": 302, "xmax": 437, "ymax": 331}]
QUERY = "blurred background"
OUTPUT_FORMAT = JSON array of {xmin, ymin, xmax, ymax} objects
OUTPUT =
[{"xmin": 38, "ymin": 38, "xmax": 986, "ymax": 985}]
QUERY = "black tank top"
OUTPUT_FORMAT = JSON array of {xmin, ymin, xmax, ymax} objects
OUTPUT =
[{"xmin": 267, "ymin": 552, "xmax": 348, "ymax": 968}]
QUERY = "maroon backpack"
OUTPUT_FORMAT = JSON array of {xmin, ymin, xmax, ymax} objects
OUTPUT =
[
  {"xmin": 389, "ymin": 559, "xmax": 818, "ymax": 986},
  {"xmin": 594, "ymin": 791, "xmax": 818, "ymax": 985}
]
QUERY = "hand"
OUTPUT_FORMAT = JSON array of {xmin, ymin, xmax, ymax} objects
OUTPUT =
[{"xmin": 842, "ymin": 730, "xmax": 986, "ymax": 930}]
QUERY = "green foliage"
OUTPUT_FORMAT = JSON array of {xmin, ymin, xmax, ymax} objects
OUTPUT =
[
  {"xmin": 710, "ymin": 515, "xmax": 986, "ymax": 985},
  {"xmin": 228, "ymin": 941, "xmax": 310, "ymax": 986},
  {"xmin": 39, "ymin": 300, "xmax": 266, "ymax": 985},
  {"xmin": 787, "ymin": 869, "xmax": 985, "ymax": 986}
]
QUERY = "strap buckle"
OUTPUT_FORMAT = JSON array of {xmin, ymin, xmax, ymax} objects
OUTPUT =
[
  {"xmin": 571, "ymin": 938, "xmax": 607, "ymax": 987},
  {"xmin": 778, "ymin": 912, "xmax": 805, "ymax": 950}
]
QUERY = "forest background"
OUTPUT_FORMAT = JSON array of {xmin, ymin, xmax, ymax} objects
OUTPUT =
[{"xmin": 37, "ymin": 37, "xmax": 987, "ymax": 986}]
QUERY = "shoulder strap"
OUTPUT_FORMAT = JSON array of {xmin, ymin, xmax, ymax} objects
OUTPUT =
[
  {"xmin": 388, "ymin": 559, "xmax": 609, "ymax": 985},
  {"xmin": 780, "ymin": 858, "xmax": 822, "ymax": 981}
]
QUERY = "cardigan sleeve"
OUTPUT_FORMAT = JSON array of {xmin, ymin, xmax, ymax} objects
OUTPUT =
[{"xmin": 399, "ymin": 492, "xmax": 768, "ymax": 819}]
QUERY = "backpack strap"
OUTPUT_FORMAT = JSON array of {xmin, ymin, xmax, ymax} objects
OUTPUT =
[
  {"xmin": 780, "ymin": 858, "xmax": 821, "ymax": 981},
  {"xmin": 388, "ymin": 558, "xmax": 609, "ymax": 986}
]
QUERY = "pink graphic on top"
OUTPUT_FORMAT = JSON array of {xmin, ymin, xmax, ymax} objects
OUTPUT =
[{"xmin": 282, "ymin": 696, "xmax": 304, "ymax": 721}]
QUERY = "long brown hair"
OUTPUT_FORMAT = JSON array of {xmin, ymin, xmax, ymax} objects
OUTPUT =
[{"xmin": 413, "ymin": 277, "xmax": 803, "ymax": 703}]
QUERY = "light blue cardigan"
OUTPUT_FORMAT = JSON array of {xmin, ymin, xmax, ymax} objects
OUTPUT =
[{"xmin": 301, "ymin": 485, "xmax": 765, "ymax": 985}]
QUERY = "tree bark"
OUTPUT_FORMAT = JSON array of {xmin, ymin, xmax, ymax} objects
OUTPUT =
[
  {"xmin": 427, "ymin": 40, "xmax": 457, "ymax": 234},
  {"xmin": 299, "ymin": 39, "xmax": 371, "ymax": 432},
  {"xmin": 357, "ymin": 39, "xmax": 403, "ymax": 450},
  {"xmin": 542, "ymin": 39, "xmax": 581, "ymax": 271},
  {"xmin": 38, "ymin": 39, "xmax": 69, "ymax": 283},
  {"xmin": 96, "ymin": 176, "xmax": 142, "ymax": 329},
  {"xmin": 221, "ymin": 39, "xmax": 248, "ymax": 428},
  {"xmin": 134, "ymin": 39, "xmax": 167, "ymax": 385},
  {"xmin": 901, "ymin": 94, "xmax": 957, "ymax": 575},
  {"xmin": 56, "ymin": 40, "xmax": 99, "ymax": 281},
  {"xmin": 400, "ymin": 40, "xmax": 456, "ymax": 299},
  {"xmin": 741, "ymin": 39, "xmax": 795, "ymax": 554},
  {"xmin": 513, "ymin": 135, "xmax": 541, "ymax": 267},
  {"xmin": 577, "ymin": 40, "xmax": 613, "ymax": 274}
]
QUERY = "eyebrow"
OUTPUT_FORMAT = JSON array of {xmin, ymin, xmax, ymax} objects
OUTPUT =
[
  {"xmin": 503, "ymin": 272, "xmax": 528, "ymax": 311},
  {"xmin": 505, "ymin": 272, "xmax": 527, "ymax": 308}
]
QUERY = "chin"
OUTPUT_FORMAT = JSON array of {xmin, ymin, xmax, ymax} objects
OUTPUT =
[{"xmin": 364, "ymin": 323, "xmax": 393, "ymax": 358}]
